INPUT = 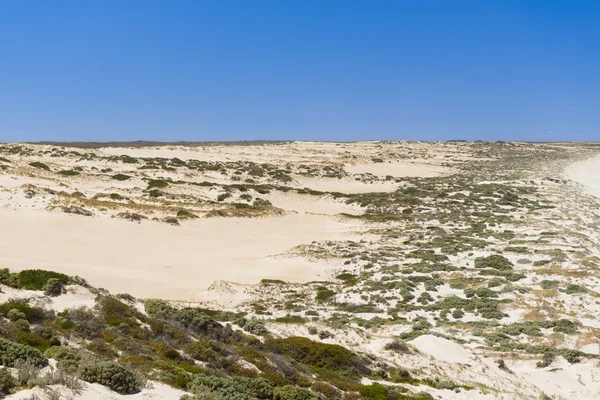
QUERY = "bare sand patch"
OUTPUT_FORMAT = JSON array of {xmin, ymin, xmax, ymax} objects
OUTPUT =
[
  {"xmin": 345, "ymin": 162, "xmax": 453, "ymax": 178},
  {"xmin": 0, "ymin": 209, "xmax": 355, "ymax": 300},
  {"xmin": 565, "ymin": 154, "xmax": 600, "ymax": 198},
  {"xmin": 408, "ymin": 335, "xmax": 473, "ymax": 364}
]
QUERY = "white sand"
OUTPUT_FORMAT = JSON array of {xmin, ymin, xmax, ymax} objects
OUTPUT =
[
  {"xmin": 565, "ymin": 154, "xmax": 600, "ymax": 198},
  {"xmin": 0, "ymin": 209, "xmax": 355, "ymax": 300},
  {"xmin": 408, "ymin": 335, "xmax": 473, "ymax": 364},
  {"xmin": 6, "ymin": 380, "xmax": 186, "ymax": 400},
  {"xmin": 345, "ymin": 162, "xmax": 452, "ymax": 178}
]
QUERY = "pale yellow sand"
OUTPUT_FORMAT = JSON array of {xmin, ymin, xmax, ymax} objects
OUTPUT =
[
  {"xmin": 0, "ymin": 209, "xmax": 355, "ymax": 300},
  {"xmin": 565, "ymin": 153, "xmax": 600, "ymax": 198}
]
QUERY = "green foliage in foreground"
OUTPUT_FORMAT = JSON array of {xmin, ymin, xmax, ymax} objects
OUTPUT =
[
  {"xmin": 0, "ymin": 338, "xmax": 48, "ymax": 368},
  {"xmin": 17, "ymin": 269, "xmax": 70, "ymax": 290}
]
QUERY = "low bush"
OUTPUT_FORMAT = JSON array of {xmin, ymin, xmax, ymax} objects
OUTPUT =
[
  {"xmin": 44, "ymin": 346, "xmax": 81, "ymax": 362},
  {"xmin": 0, "ymin": 301, "xmax": 46, "ymax": 323},
  {"xmin": 474, "ymin": 255, "xmax": 513, "ymax": 270},
  {"xmin": 0, "ymin": 338, "xmax": 48, "ymax": 367},
  {"xmin": 266, "ymin": 336, "xmax": 369, "ymax": 381},
  {"xmin": 29, "ymin": 161, "xmax": 50, "ymax": 170},
  {"xmin": 79, "ymin": 362, "xmax": 140, "ymax": 394},
  {"xmin": 58, "ymin": 169, "xmax": 80, "ymax": 176},
  {"xmin": 17, "ymin": 269, "xmax": 70, "ymax": 291},
  {"xmin": 147, "ymin": 179, "xmax": 169, "ymax": 189},
  {"xmin": 0, "ymin": 369, "xmax": 16, "ymax": 397},
  {"xmin": 43, "ymin": 278, "xmax": 64, "ymax": 296},
  {"xmin": 112, "ymin": 174, "xmax": 131, "ymax": 181}
]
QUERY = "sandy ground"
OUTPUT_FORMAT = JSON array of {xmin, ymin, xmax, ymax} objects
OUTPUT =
[
  {"xmin": 0, "ymin": 209, "xmax": 356, "ymax": 300},
  {"xmin": 5, "ymin": 380, "xmax": 186, "ymax": 400},
  {"xmin": 565, "ymin": 153, "xmax": 600, "ymax": 198}
]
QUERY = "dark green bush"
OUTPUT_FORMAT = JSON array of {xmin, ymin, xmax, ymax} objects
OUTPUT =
[
  {"xmin": 315, "ymin": 289, "xmax": 336, "ymax": 303},
  {"xmin": 474, "ymin": 255, "xmax": 513, "ymax": 270},
  {"xmin": 0, "ymin": 269, "xmax": 19, "ymax": 288},
  {"xmin": 43, "ymin": 278, "xmax": 64, "ymax": 296},
  {"xmin": 266, "ymin": 336, "xmax": 369, "ymax": 380},
  {"xmin": 17, "ymin": 269, "xmax": 70, "ymax": 291},
  {"xmin": 29, "ymin": 161, "xmax": 50, "ymax": 170},
  {"xmin": 564, "ymin": 284, "xmax": 586, "ymax": 295},
  {"xmin": 0, "ymin": 301, "xmax": 45, "ymax": 323},
  {"xmin": 79, "ymin": 362, "xmax": 140, "ymax": 394},
  {"xmin": 273, "ymin": 385, "xmax": 319, "ymax": 400},
  {"xmin": 44, "ymin": 346, "xmax": 81, "ymax": 362},
  {"xmin": 58, "ymin": 169, "xmax": 80, "ymax": 176},
  {"xmin": 0, "ymin": 369, "xmax": 15, "ymax": 397},
  {"xmin": 147, "ymin": 179, "xmax": 169, "ymax": 189},
  {"xmin": 112, "ymin": 174, "xmax": 131, "ymax": 181},
  {"xmin": 0, "ymin": 338, "xmax": 48, "ymax": 367}
]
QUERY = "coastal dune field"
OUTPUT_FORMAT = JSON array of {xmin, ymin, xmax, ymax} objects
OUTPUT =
[{"xmin": 1, "ymin": 141, "xmax": 600, "ymax": 399}]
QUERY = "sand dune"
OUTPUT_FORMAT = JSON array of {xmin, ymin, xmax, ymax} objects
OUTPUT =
[{"xmin": 0, "ymin": 209, "xmax": 355, "ymax": 300}]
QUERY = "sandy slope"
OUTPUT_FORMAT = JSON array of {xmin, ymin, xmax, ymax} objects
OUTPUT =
[
  {"xmin": 0, "ymin": 209, "xmax": 356, "ymax": 300},
  {"xmin": 565, "ymin": 153, "xmax": 600, "ymax": 198}
]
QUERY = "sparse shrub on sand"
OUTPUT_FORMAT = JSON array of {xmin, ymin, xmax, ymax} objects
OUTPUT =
[
  {"xmin": 176, "ymin": 209, "xmax": 198, "ymax": 219},
  {"xmin": 43, "ymin": 278, "xmax": 64, "ymax": 296},
  {"xmin": 148, "ymin": 189, "xmax": 163, "ymax": 197},
  {"xmin": 57, "ymin": 169, "xmax": 80, "ymax": 176},
  {"xmin": 242, "ymin": 319, "xmax": 269, "ymax": 335},
  {"xmin": 17, "ymin": 269, "xmax": 70, "ymax": 291},
  {"xmin": 474, "ymin": 255, "xmax": 513, "ymax": 270},
  {"xmin": 147, "ymin": 179, "xmax": 169, "ymax": 189},
  {"xmin": 112, "ymin": 173, "xmax": 131, "ymax": 181},
  {"xmin": 79, "ymin": 362, "xmax": 141, "ymax": 394},
  {"xmin": 29, "ymin": 161, "xmax": 50, "ymax": 170},
  {"xmin": 315, "ymin": 288, "xmax": 336, "ymax": 303}
]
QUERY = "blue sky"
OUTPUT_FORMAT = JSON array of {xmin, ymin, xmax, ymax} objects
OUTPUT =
[{"xmin": 1, "ymin": 1, "xmax": 599, "ymax": 142}]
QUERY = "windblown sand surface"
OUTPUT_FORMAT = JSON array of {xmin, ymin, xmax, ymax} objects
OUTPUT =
[
  {"xmin": 0, "ymin": 209, "xmax": 355, "ymax": 300},
  {"xmin": 3, "ymin": 141, "xmax": 600, "ymax": 400},
  {"xmin": 565, "ymin": 153, "xmax": 600, "ymax": 198}
]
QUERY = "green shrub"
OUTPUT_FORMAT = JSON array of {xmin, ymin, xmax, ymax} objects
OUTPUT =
[
  {"xmin": 17, "ymin": 269, "xmax": 70, "ymax": 291},
  {"xmin": 44, "ymin": 346, "xmax": 81, "ymax": 362},
  {"xmin": 0, "ymin": 301, "xmax": 45, "ymax": 323},
  {"xmin": 539, "ymin": 280, "xmax": 558, "ymax": 289},
  {"xmin": 112, "ymin": 174, "xmax": 131, "ymax": 181},
  {"xmin": 0, "ymin": 338, "xmax": 48, "ymax": 367},
  {"xmin": 43, "ymin": 278, "xmax": 64, "ymax": 296},
  {"xmin": 474, "ymin": 255, "xmax": 513, "ymax": 270},
  {"xmin": 564, "ymin": 284, "xmax": 586, "ymax": 295},
  {"xmin": 176, "ymin": 209, "xmax": 198, "ymax": 218},
  {"xmin": 79, "ymin": 362, "xmax": 140, "ymax": 394},
  {"xmin": 29, "ymin": 161, "xmax": 50, "ymax": 170},
  {"xmin": 266, "ymin": 336, "xmax": 369, "ymax": 380},
  {"xmin": 147, "ymin": 179, "xmax": 169, "ymax": 189},
  {"xmin": 144, "ymin": 300, "xmax": 177, "ymax": 320},
  {"xmin": 58, "ymin": 169, "xmax": 80, "ymax": 176},
  {"xmin": 148, "ymin": 189, "xmax": 163, "ymax": 197},
  {"xmin": 7, "ymin": 309, "xmax": 27, "ymax": 322},
  {"xmin": 243, "ymin": 319, "xmax": 269, "ymax": 335},
  {"xmin": 57, "ymin": 359, "xmax": 80, "ymax": 374},
  {"xmin": 0, "ymin": 269, "xmax": 19, "ymax": 288},
  {"xmin": 273, "ymin": 385, "xmax": 319, "ymax": 400},
  {"xmin": 0, "ymin": 369, "xmax": 16, "ymax": 397},
  {"xmin": 315, "ymin": 289, "xmax": 336, "ymax": 303}
]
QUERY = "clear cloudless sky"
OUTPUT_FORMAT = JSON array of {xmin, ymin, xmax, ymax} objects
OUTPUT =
[{"xmin": 1, "ymin": 0, "xmax": 599, "ymax": 142}]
